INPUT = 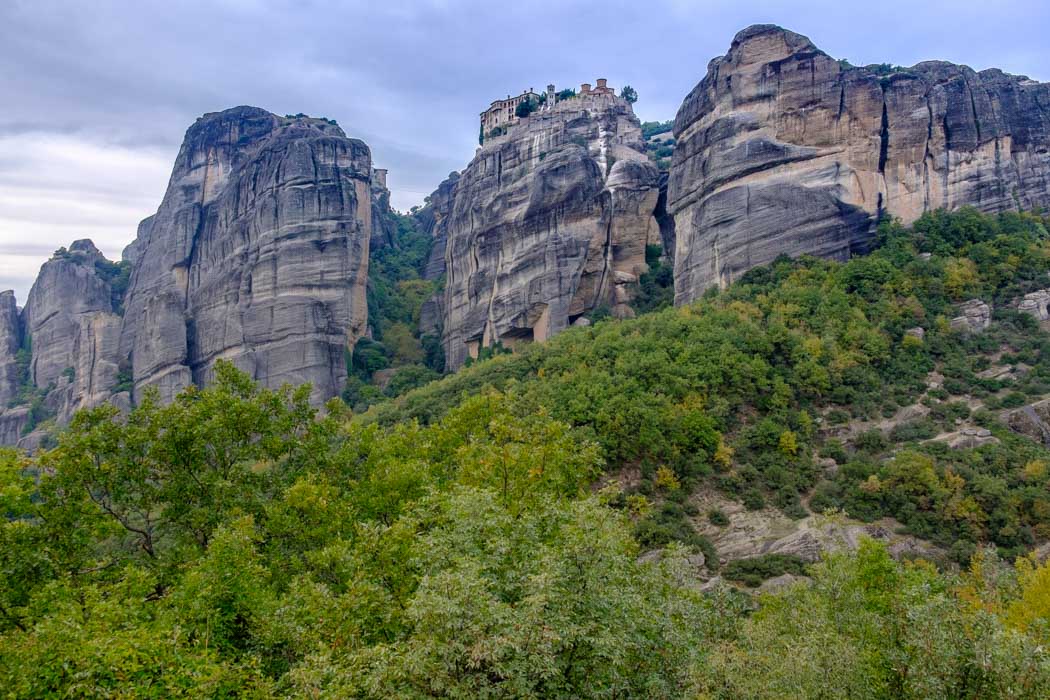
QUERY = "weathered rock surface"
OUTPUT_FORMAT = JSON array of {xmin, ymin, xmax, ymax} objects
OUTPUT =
[
  {"xmin": 1019, "ymin": 289, "xmax": 1050, "ymax": 321},
  {"xmin": 932, "ymin": 426, "xmax": 999, "ymax": 449},
  {"xmin": 119, "ymin": 106, "xmax": 373, "ymax": 404},
  {"xmin": 22, "ymin": 241, "xmax": 116, "ymax": 392},
  {"xmin": 437, "ymin": 93, "xmax": 661, "ymax": 369},
  {"xmin": 669, "ymin": 24, "xmax": 1050, "ymax": 303},
  {"xmin": 1008, "ymin": 399, "xmax": 1050, "ymax": 446},
  {"xmin": 692, "ymin": 491, "xmax": 944, "ymax": 566},
  {"xmin": 0, "ymin": 406, "xmax": 29, "ymax": 446},
  {"xmin": 370, "ymin": 169, "xmax": 399, "ymax": 251},
  {"xmin": 417, "ymin": 172, "xmax": 459, "ymax": 282},
  {"xmin": 950, "ymin": 299, "xmax": 992, "ymax": 334},
  {"xmin": 0, "ymin": 290, "xmax": 22, "ymax": 408},
  {"xmin": 20, "ymin": 240, "xmax": 124, "ymax": 423}
]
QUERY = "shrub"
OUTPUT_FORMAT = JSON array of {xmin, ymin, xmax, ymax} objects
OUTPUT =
[
  {"xmin": 722, "ymin": 553, "xmax": 808, "ymax": 587},
  {"xmin": 1001, "ymin": 391, "xmax": 1028, "ymax": 408},
  {"xmin": 889, "ymin": 419, "xmax": 938, "ymax": 443}
]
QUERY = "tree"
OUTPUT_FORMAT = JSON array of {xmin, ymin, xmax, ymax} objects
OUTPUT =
[
  {"xmin": 621, "ymin": 85, "xmax": 638, "ymax": 103},
  {"xmin": 515, "ymin": 97, "xmax": 537, "ymax": 119}
]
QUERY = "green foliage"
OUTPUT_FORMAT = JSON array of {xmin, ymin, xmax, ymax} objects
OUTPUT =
[
  {"xmin": 620, "ymin": 84, "xmax": 638, "ymax": 103},
  {"xmin": 5, "ymin": 209, "xmax": 1050, "ymax": 695},
  {"xmin": 0, "ymin": 362, "xmax": 721, "ymax": 697},
  {"xmin": 514, "ymin": 95, "xmax": 541, "ymax": 119},
  {"xmin": 722, "ymin": 553, "xmax": 808, "ymax": 587},
  {"xmin": 93, "ymin": 257, "xmax": 132, "ymax": 312},
  {"xmin": 113, "ymin": 366, "xmax": 133, "ymax": 394},
  {"xmin": 633, "ymin": 243, "xmax": 675, "ymax": 313},
  {"xmin": 347, "ymin": 209, "xmax": 444, "ymax": 409},
  {"xmin": 368, "ymin": 209, "xmax": 1050, "ymax": 556},
  {"xmin": 701, "ymin": 539, "xmax": 1050, "ymax": 698},
  {"xmin": 4, "ymin": 350, "xmax": 1050, "ymax": 694},
  {"xmin": 641, "ymin": 120, "xmax": 673, "ymax": 139},
  {"xmin": 556, "ymin": 88, "xmax": 576, "ymax": 101},
  {"xmin": 708, "ymin": 507, "xmax": 730, "ymax": 527},
  {"xmin": 463, "ymin": 341, "xmax": 514, "ymax": 368}
]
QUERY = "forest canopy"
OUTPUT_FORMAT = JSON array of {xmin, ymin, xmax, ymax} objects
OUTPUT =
[{"xmin": 3, "ymin": 209, "xmax": 1050, "ymax": 697}]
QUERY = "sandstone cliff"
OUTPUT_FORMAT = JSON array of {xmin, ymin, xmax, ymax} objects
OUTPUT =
[
  {"xmin": 370, "ymin": 169, "xmax": 400, "ymax": 251},
  {"xmin": 118, "ymin": 106, "xmax": 373, "ymax": 404},
  {"xmin": 438, "ymin": 93, "xmax": 661, "ymax": 369},
  {"xmin": 668, "ymin": 24, "xmax": 1050, "ymax": 304},
  {"xmin": 21, "ymin": 240, "xmax": 124, "ymax": 424},
  {"xmin": 417, "ymin": 171, "xmax": 460, "ymax": 282},
  {"xmin": 0, "ymin": 290, "xmax": 22, "ymax": 409}
]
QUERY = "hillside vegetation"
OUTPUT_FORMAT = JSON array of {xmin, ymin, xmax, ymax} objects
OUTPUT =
[
  {"xmin": 3, "ymin": 209, "xmax": 1050, "ymax": 697},
  {"xmin": 369, "ymin": 209, "xmax": 1050, "ymax": 563}
]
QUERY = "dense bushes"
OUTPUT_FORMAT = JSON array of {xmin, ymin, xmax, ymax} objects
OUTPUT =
[
  {"xmin": 4, "ymin": 208, "xmax": 1050, "ymax": 695},
  {"xmin": 345, "ymin": 211, "xmax": 442, "ymax": 412},
  {"xmin": 722, "ymin": 553, "xmax": 808, "ymax": 587},
  {"xmin": 367, "ymin": 209, "xmax": 1050, "ymax": 557}
]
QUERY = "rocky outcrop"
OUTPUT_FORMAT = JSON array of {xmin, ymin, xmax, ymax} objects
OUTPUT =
[
  {"xmin": 438, "ymin": 92, "xmax": 661, "ymax": 369},
  {"xmin": 370, "ymin": 169, "xmax": 399, "ymax": 250},
  {"xmin": 23, "ymin": 240, "xmax": 116, "ymax": 392},
  {"xmin": 1019, "ymin": 290, "xmax": 1050, "ymax": 321},
  {"xmin": 669, "ymin": 24, "xmax": 1050, "ymax": 303},
  {"xmin": 0, "ymin": 291, "xmax": 22, "ymax": 408},
  {"xmin": 692, "ymin": 491, "xmax": 944, "ymax": 566},
  {"xmin": 950, "ymin": 299, "xmax": 992, "ymax": 334},
  {"xmin": 118, "ymin": 106, "xmax": 373, "ymax": 404},
  {"xmin": 0, "ymin": 406, "xmax": 29, "ymax": 446},
  {"xmin": 1008, "ymin": 399, "xmax": 1050, "ymax": 446}
]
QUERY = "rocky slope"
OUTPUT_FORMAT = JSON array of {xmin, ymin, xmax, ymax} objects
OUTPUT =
[
  {"xmin": 436, "ymin": 92, "xmax": 662, "ymax": 370},
  {"xmin": 668, "ymin": 24, "xmax": 1050, "ymax": 303},
  {"xmin": 118, "ymin": 106, "xmax": 373, "ymax": 405}
]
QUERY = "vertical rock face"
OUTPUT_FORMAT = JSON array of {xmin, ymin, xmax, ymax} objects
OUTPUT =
[
  {"xmin": 370, "ymin": 169, "xmax": 399, "ymax": 251},
  {"xmin": 669, "ymin": 24, "xmax": 1050, "ymax": 304},
  {"xmin": 18, "ymin": 240, "xmax": 124, "ymax": 424},
  {"xmin": 0, "ymin": 291, "xmax": 22, "ymax": 408},
  {"xmin": 22, "ymin": 241, "xmax": 118, "ymax": 391},
  {"xmin": 119, "ymin": 106, "xmax": 373, "ymax": 404},
  {"xmin": 417, "ymin": 172, "xmax": 460, "ymax": 282},
  {"xmin": 438, "ymin": 93, "xmax": 661, "ymax": 370}
]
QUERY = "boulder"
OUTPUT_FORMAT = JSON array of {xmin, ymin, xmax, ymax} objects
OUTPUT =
[
  {"xmin": 758, "ymin": 573, "xmax": 805, "ymax": 593},
  {"xmin": 669, "ymin": 24, "xmax": 1050, "ymax": 303},
  {"xmin": 1007, "ymin": 399, "xmax": 1050, "ymax": 446},
  {"xmin": 936, "ymin": 427, "xmax": 1000, "ymax": 449},
  {"xmin": 1018, "ymin": 289, "xmax": 1050, "ymax": 321},
  {"xmin": 950, "ymin": 299, "xmax": 992, "ymax": 334}
]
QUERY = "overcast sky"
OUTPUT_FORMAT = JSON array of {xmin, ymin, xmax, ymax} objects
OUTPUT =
[{"xmin": 1, "ymin": 0, "xmax": 1048, "ymax": 304}]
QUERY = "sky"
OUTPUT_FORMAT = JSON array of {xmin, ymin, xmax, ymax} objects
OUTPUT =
[{"xmin": 1, "ymin": 0, "xmax": 1048, "ymax": 305}]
